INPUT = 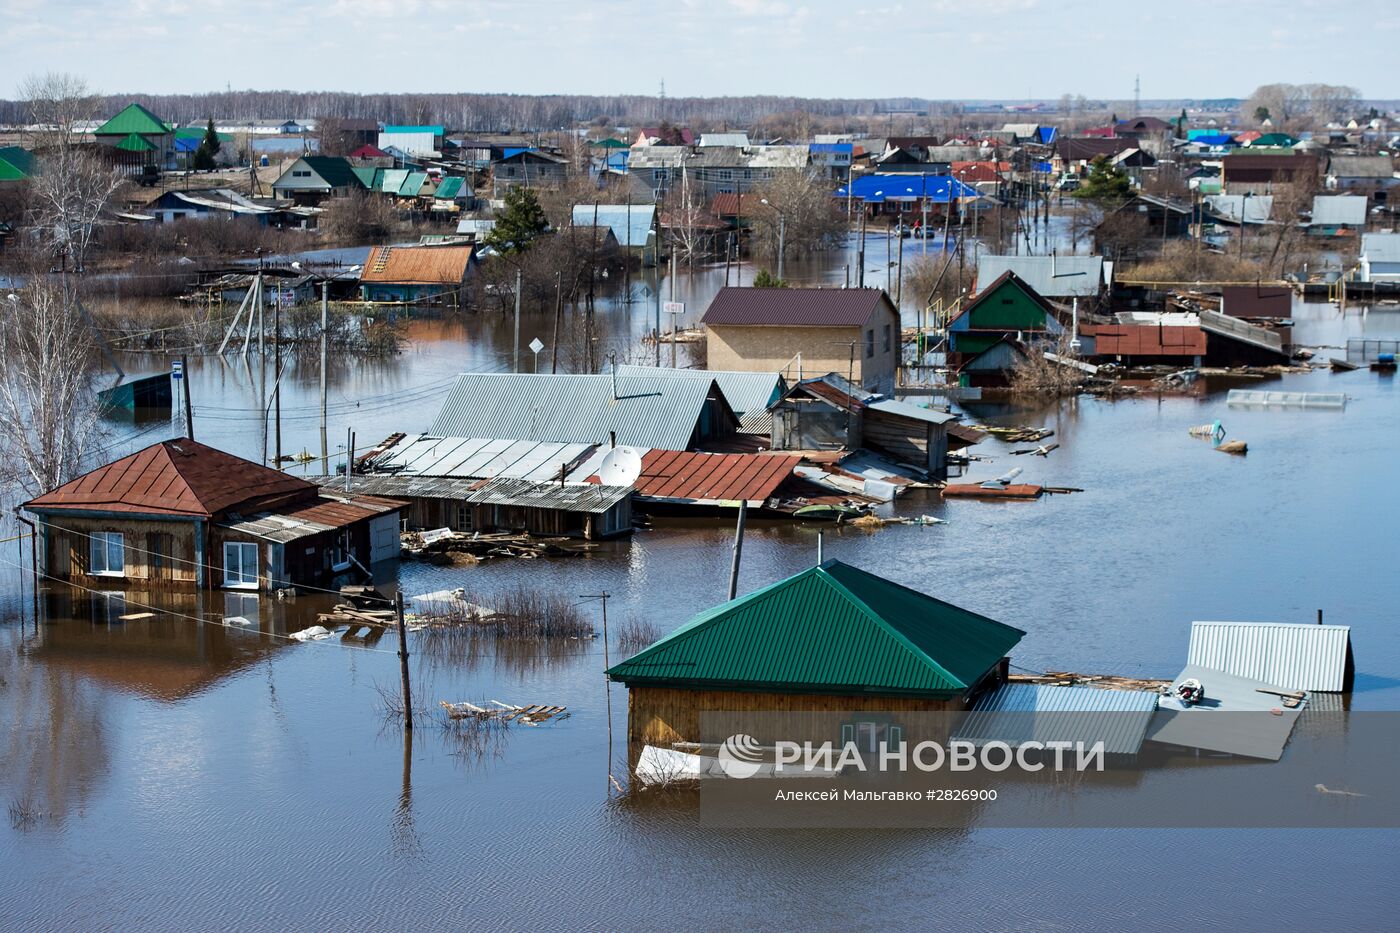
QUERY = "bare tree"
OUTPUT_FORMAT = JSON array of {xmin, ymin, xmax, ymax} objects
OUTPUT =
[
  {"xmin": 664, "ymin": 165, "xmax": 713, "ymax": 265},
  {"xmin": 0, "ymin": 280, "xmax": 104, "ymax": 493},
  {"xmin": 20, "ymin": 72, "xmax": 122, "ymax": 271},
  {"xmin": 748, "ymin": 168, "xmax": 845, "ymax": 259}
]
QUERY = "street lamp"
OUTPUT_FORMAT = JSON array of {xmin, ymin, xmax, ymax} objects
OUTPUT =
[{"xmin": 760, "ymin": 198, "xmax": 786, "ymax": 281}]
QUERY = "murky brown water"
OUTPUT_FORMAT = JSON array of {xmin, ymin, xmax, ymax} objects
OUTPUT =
[{"xmin": 2, "ymin": 248, "xmax": 1400, "ymax": 930}]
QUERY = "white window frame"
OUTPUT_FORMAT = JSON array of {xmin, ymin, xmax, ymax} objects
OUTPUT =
[
  {"xmin": 223, "ymin": 541, "xmax": 260, "ymax": 589},
  {"xmin": 90, "ymin": 531, "xmax": 125, "ymax": 577}
]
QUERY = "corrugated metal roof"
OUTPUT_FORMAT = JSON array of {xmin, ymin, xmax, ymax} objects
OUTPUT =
[
  {"xmin": 1310, "ymin": 195, "xmax": 1367, "ymax": 227},
  {"xmin": 463, "ymin": 476, "xmax": 630, "ymax": 513},
  {"xmin": 975, "ymin": 255, "xmax": 1104, "ymax": 298},
  {"xmin": 836, "ymin": 174, "xmax": 981, "ymax": 203},
  {"xmin": 607, "ymin": 559, "xmax": 1024, "ymax": 697},
  {"xmin": 867, "ymin": 398, "xmax": 958, "ymax": 426},
  {"xmin": 25, "ymin": 439, "xmax": 314, "ymax": 518},
  {"xmin": 362, "ymin": 435, "xmax": 609, "ymax": 483},
  {"xmin": 397, "ymin": 171, "xmax": 430, "ymax": 196},
  {"xmin": 1146, "ymin": 663, "xmax": 1305, "ymax": 760},
  {"xmin": 434, "ymin": 176, "xmax": 464, "ymax": 199},
  {"xmin": 611, "ymin": 365, "xmax": 785, "ymax": 434},
  {"xmin": 699, "ymin": 133, "xmax": 750, "ymax": 147},
  {"xmin": 379, "ymin": 168, "xmax": 410, "ymax": 193},
  {"xmin": 1187, "ymin": 621, "xmax": 1352, "ymax": 692},
  {"xmin": 702, "ymin": 286, "xmax": 893, "ymax": 327},
  {"xmin": 1327, "ymin": 155, "xmax": 1395, "ymax": 178},
  {"xmin": 570, "ymin": 204, "xmax": 655, "ymax": 247},
  {"xmin": 95, "ymin": 103, "xmax": 170, "ymax": 137},
  {"xmin": 429, "ymin": 373, "xmax": 737, "ymax": 452},
  {"xmin": 954, "ymin": 683, "xmax": 1160, "ymax": 755},
  {"xmin": 360, "ymin": 245, "xmax": 473, "ymax": 284},
  {"xmin": 219, "ymin": 492, "xmax": 402, "ymax": 543},
  {"xmin": 633, "ymin": 450, "xmax": 799, "ymax": 505},
  {"xmin": 1361, "ymin": 232, "xmax": 1400, "ymax": 263}
]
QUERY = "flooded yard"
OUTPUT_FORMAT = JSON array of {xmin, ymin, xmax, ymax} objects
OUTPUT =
[{"xmin": 3, "ymin": 260, "xmax": 1400, "ymax": 930}]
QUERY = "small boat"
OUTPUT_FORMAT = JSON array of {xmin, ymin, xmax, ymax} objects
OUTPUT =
[{"xmin": 941, "ymin": 483, "xmax": 1044, "ymax": 499}]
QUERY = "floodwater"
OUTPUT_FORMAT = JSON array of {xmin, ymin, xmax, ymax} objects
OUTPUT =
[{"xmin": 3, "ymin": 244, "xmax": 1400, "ymax": 930}]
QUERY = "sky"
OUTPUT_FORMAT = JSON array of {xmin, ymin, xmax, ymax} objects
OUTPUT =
[{"xmin": 3, "ymin": 0, "xmax": 1397, "ymax": 101}]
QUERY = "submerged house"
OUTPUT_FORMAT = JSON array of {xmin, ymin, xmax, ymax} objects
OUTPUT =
[
  {"xmin": 702, "ymin": 287, "xmax": 901, "ymax": 395},
  {"xmin": 769, "ymin": 373, "xmax": 957, "ymax": 477},
  {"xmin": 359, "ymin": 244, "xmax": 475, "ymax": 305},
  {"xmin": 947, "ymin": 270, "xmax": 1064, "ymax": 366},
  {"xmin": 607, "ymin": 559, "xmax": 1025, "ymax": 750},
  {"xmin": 23, "ymin": 439, "xmax": 404, "ymax": 591}
]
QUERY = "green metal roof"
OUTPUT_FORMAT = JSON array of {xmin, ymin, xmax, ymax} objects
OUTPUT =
[
  {"xmin": 114, "ymin": 132, "xmax": 157, "ymax": 152},
  {"xmin": 95, "ymin": 103, "xmax": 170, "ymax": 137},
  {"xmin": 0, "ymin": 146, "xmax": 34, "ymax": 180},
  {"xmin": 300, "ymin": 156, "xmax": 363, "ymax": 189},
  {"xmin": 590, "ymin": 138, "xmax": 627, "ymax": 148},
  {"xmin": 398, "ymin": 171, "xmax": 429, "ymax": 196},
  {"xmin": 174, "ymin": 127, "xmax": 233, "ymax": 142},
  {"xmin": 607, "ymin": 560, "xmax": 1025, "ymax": 698},
  {"xmin": 435, "ymin": 176, "xmax": 464, "ymax": 199}
]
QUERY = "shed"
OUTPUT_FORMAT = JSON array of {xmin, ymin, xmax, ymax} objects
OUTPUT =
[
  {"xmin": 359, "ymin": 245, "xmax": 475, "ymax": 304},
  {"xmin": 630, "ymin": 450, "xmax": 801, "ymax": 512},
  {"xmin": 1186, "ymin": 620, "xmax": 1353, "ymax": 692},
  {"xmin": 428, "ymin": 372, "xmax": 740, "ymax": 452},
  {"xmin": 607, "ymin": 559, "xmax": 1025, "ymax": 749},
  {"xmin": 953, "ymin": 683, "xmax": 1160, "ymax": 756}
]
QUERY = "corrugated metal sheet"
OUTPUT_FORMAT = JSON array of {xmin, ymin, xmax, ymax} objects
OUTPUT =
[
  {"xmin": 24, "ymin": 439, "xmax": 314, "ymax": 518},
  {"xmin": 611, "ymin": 365, "xmax": 785, "ymax": 434},
  {"xmin": 867, "ymin": 398, "xmax": 957, "ymax": 425},
  {"xmin": 1205, "ymin": 194, "xmax": 1274, "ymax": 224},
  {"xmin": 1310, "ymin": 195, "xmax": 1367, "ymax": 227},
  {"xmin": 607, "ymin": 560, "xmax": 1024, "ymax": 697},
  {"xmin": 634, "ymin": 450, "xmax": 800, "ymax": 505},
  {"xmin": 1146, "ymin": 663, "xmax": 1305, "ymax": 760},
  {"xmin": 569, "ymin": 204, "xmax": 655, "ymax": 248},
  {"xmin": 364, "ymin": 435, "xmax": 609, "ymax": 483},
  {"xmin": 219, "ymin": 492, "xmax": 402, "ymax": 543},
  {"xmin": 429, "ymin": 373, "xmax": 736, "ymax": 452},
  {"xmin": 702, "ymin": 286, "xmax": 892, "ymax": 327},
  {"xmin": 975, "ymin": 255, "xmax": 1104, "ymax": 298},
  {"xmin": 361, "ymin": 245, "xmax": 472, "ymax": 285},
  {"xmin": 1187, "ymin": 621, "xmax": 1352, "ymax": 692},
  {"xmin": 954, "ymin": 683, "xmax": 1160, "ymax": 755},
  {"xmin": 699, "ymin": 133, "xmax": 750, "ymax": 148},
  {"xmin": 1220, "ymin": 285, "xmax": 1291, "ymax": 318}
]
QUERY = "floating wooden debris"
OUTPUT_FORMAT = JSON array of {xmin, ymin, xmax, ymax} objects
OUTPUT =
[
  {"xmin": 439, "ymin": 700, "xmax": 570, "ymax": 725},
  {"xmin": 942, "ymin": 483, "xmax": 1044, "ymax": 499},
  {"xmin": 980, "ymin": 425, "xmax": 1054, "ymax": 443},
  {"xmin": 1216, "ymin": 440, "xmax": 1248, "ymax": 455},
  {"xmin": 1010, "ymin": 442, "xmax": 1059, "ymax": 457},
  {"xmin": 1329, "ymin": 358, "xmax": 1359, "ymax": 372},
  {"xmin": 317, "ymin": 586, "xmax": 397, "ymax": 629},
  {"xmin": 1009, "ymin": 671, "xmax": 1171, "ymax": 692},
  {"xmin": 402, "ymin": 529, "xmax": 589, "ymax": 562}
]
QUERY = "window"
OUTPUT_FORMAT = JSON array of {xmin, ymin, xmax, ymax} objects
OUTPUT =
[
  {"xmin": 292, "ymin": 169, "xmax": 311, "ymax": 178},
  {"xmin": 883, "ymin": 323, "xmax": 892, "ymax": 353},
  {"xmin": 331, "ymin": 530, "xmax": 352, "ymax": 572},
  {"xmin": 866, "ymin": 329, "xmax": 875, "ymax": 359},
  {"xmin": 717, "ymin": 169, "xmax": 734, "ymax": 181},
  {"xmin": 90, "ymin": 532, "xmax": 125, "ymax": 576},
  {"xmin": 223, "ymin": 541, "xmax": 259, "ymax": 588}
]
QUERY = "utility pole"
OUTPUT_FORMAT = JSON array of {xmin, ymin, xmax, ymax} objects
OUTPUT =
[
  {"xmin": 727, "ymin": 500, "xmax": 747, "ymax": 600},
  {"xmin": 776, "ymin": 211, "xmax": 786, "ymax": 281},
  {"xmin": 581, "ymin": 591, "xmax": 614, "ymax": 794},
  {"xmin": 669, "ymin": 252, "xmax": 678, "ymax": 367},
  {"xmin": 395, "ymin": 590, "xmax": 412, "ymax": 731},
  {"xmin": 273, "ymin": 293, "xmax": 282, "ymax": 470},
  {"xmin": 513, "ymin": 268, "xmax": 522, "ymax": 372},
  {"xmin": 896, "ymin": 210, "xmax": 904, "ymax": 307},
  {"xmin": 654, "ymin": 260, "xmax": 662, "ymax": 367},
  {"xmin": 181, "ymin": 354, "xmax": 194, "ymax": 440},
  {"xmin": 320, "ymin": 281, "xmax": 329, "ymax": 465},
  {"xmin": 551, "ymin": 271, "xmax": 562, "ymax": 374},
  {"xmin": 858, "ymin": 208, "xmax": 867, "ymax": 287}
]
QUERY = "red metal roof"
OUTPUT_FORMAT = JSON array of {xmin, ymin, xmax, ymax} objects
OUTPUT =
[
  {"xmin": 702, "ymin": 286, "xmax": 894, "ymax": 328},
  {"xmin": 635, "ymin": 450, "xmax": 801, "ymax": 504},
  {"xmin": 24, "ymin": 439, "xmax": 316, "ymax": 517}
]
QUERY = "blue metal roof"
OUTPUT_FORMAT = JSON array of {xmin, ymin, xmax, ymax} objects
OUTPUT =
[
  {"xmin": 809, "ymin": 142, "xmax": 853, "ymax": 154},
  {"xmin": 571, "ymin": 204, "xmax": 656, "ymax": 248},
  {"xmin": 1036, "ymin": 126, "xmax": 1058, "ymax": 145},
  {"xmin": 834, "ymin": 174, "xmax": 980, "ymax": 203},
  {"xmin": 502, "ymin": 147, "xmax": 535, "ymax": 159}
]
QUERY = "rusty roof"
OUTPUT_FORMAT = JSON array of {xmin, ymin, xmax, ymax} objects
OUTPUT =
[
  {"xmin": 702, "ymin": 286, "xmax": 894, "ymax": 328},
  {"xmin": 219, "ymin": 491, "xmax": 405, "ymax": 543},
  {"xmin": 24, "ymin": 439, "xmax": 316, "ymax": 518},
  {"xmin": 634, "ymin": 450, "xmax": 801, "ymax": 505},
  {"xmin": 360, "ymin": 245, "xmax": 474, "ymax": 284}
]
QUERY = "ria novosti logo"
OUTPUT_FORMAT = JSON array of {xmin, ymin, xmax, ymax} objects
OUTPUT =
[
  {"xmin": 716, "ymin": 733, "xmax": 766, "ymax": 778},
  {"xmin": 713, "ymin": 733, "xmax": 1107, "ymax": 778}
]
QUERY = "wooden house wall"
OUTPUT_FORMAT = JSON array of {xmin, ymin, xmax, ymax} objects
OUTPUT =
[
  {"xmin": 41, "ymin": 515, "xmax": 200, "ymax": 587},
  {"xmin": 393, "ymin": 493, "xmax": 630, "ymax": 540},
  {"xmin": 863, "ymin": 409, "xmax": 945, "ymax": 475},
  {"xmin": 626, "ymin": 685, "xmax": 968, "ymax": 749}
]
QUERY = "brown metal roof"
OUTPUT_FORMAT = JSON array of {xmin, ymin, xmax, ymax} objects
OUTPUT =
[
  {"xmin": 634, "ymin": 450, "xmax": 801, "ymax": 505},
  {"xmin": 24, "ymin": 439, "xmax": 316, "ymax": 518},
  {"xmin": 360, "ymin": 245, "xmax": 474, "ymax": 285},
  {"xmin": 702, "ymin": 286, "xmax": 894, "ymax": 328}
]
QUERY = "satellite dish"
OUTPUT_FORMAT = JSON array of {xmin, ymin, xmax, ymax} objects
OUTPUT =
[{"xmin": 598, "ymin": 446, "xmax": 642, "ymax": 487}]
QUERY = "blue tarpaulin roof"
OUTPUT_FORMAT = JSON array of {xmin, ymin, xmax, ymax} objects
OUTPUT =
[
  {"xmin": 1191, "ymin": 133, "xmax": 1237, "ymax": 147},
  {"xmin": 1036, "ymin": 127, "xmax": 1057, "ymax": 145},
  {"xmin": 502, "ymin": 147, "xmax": 536, "ymax": 159},
  {"xmin": 834, "ymin": 174, "xmax": 980, "ymax": 203}
]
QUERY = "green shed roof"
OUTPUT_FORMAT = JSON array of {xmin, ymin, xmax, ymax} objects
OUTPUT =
[
  {"xmin": 435, "ymin": 176, "xmax": 464, "ymax": 199},
  {"xmin": 607, "ymin": 560, "xmax": 1025, "ymax": 698},
  {"xmin": 114, "ymin": 132, "xmax": 157, "ymax": 152},
  {"xmin": 96, "ymin": 103, "xmax": 171, "ymax": 137},
  {"xmin": 398, "ymin": 171, "xmax": 429, "ymax": 196}
]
